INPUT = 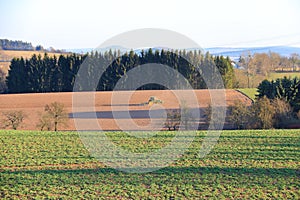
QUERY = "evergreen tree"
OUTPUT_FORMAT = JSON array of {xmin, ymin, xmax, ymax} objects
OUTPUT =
[{"xmin": 6, "ymin": 49, "xmax": 237, "ymax": 93}]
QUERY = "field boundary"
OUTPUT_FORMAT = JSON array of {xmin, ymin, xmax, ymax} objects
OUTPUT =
[{"xmin": 236, "ymin": 89, "xmax": 255, "ymax": 103}]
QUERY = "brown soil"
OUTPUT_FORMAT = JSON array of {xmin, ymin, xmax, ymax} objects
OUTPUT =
[{"xmin": 0, "ymin": 89, "xmax": 252, "ymax": 131}]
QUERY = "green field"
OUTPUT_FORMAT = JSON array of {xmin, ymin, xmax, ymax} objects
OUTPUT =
[
  {"xmin": 0, "ymin": 130, "xmax": 299, "ymax": 199},
  {"xmin": 236, "ymin": 72, "xmax": 300, "ymax": 101},
  {"xmin": 237, "ymin": 88, "xmax": 258, "ymax": 101},
  {"xmin": 269, "ymin": 72, "xmax": 300, "ymax": 80}
]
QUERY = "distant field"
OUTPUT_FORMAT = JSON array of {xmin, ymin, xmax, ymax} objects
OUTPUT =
[
  {"xmin": 0, "ymin": 50, "xmax": 68, "ymax": 72},
  {"xmin": 234, "ymin": 69, "xmax": 266, "ymax": 88},
  {"xmin": 0, "ymin": 90, "xmax": 252, "ymax": 131},
  {"xmin": 0, "ymin": 130, "xmax": 299, "ymax": 199},
  {"xmin": 237, "ymin": 88, "xmax": 257, "ymax": 101},
  {"xmin": 269, "ymin": 72, "xmax": 300, "ymax": 80},
  {"xmin": 235, "ymin": 70, "xmax": 300, "ymax": 88}
]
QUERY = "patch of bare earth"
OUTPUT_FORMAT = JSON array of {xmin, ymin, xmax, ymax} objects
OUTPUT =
[{"xmin": 0, "ymin": 89, "xmax": 252, "ymax": 131}]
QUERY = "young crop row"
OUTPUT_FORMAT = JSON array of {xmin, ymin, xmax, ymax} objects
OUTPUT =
[{"xmin": 0, "ymin": 130, "xmax": 299, "ymax": 198}]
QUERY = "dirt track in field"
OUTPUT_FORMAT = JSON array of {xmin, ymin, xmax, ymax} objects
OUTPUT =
[{"xmin": 0, "ymin": 90, "xmax": 252, "ymax": 131}]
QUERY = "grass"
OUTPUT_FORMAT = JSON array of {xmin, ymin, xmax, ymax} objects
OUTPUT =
[
  {"xmin": 237, "ymin": 88, "xmax": 258, "ymax": 101},
  {"xmin": 0, "ymin": 130, "xmax": 299, "ymax": 199},
  {"xmin": 269, "ymin": 72, "xmax": 300, "ymax": 80},
  {"xmin": 235, "ymin": 72, "xmax": 300, "ymax": 101}
]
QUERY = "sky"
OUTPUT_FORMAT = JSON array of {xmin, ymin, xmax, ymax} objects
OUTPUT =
[{"xmin": 0, "ymin": 0, "xmax": 300, "ymax": 49}]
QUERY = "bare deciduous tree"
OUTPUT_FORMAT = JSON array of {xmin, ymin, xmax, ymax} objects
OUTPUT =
[
  {"xmin": 36, "ymin": 112, "xmax": 52, "ymax": 131},
  {"xmin": 290, "ymin": 53, "xmax": 299, "ymax": 72},
  {"xmin": 37, "ymin": 102, "xmax": 68, "ymax": 131},
  {"xmin": 180, "ymin": 100, "xmax": 195, "ymax": 130},
  {"xmin": 252, "ymin": 53, "xmax": 272, "ymax": 77},
  {"xmin": 239, "ymin": 52, "xmax": 254, "ymax": 88},
  {"xmin": 269, "ymin": 52, "xmax": 281, "ymax": 71},
  {"xmin": 2, "ymin": 110, "xmax": 25, "ymax": 130}
]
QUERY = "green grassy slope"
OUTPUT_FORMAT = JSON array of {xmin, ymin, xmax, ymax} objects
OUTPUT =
[{"xmin": 237, "ymin": 88, "xmax": 258, "ymax": 101}]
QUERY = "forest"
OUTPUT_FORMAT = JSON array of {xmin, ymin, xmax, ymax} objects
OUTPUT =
[
  {"xmin": 0, "ymin": 39, "xmax": 35, "ymax": 51},
  {"xmin": 5, "ymin": 49, "xmax": 235, "ymax": 93}
]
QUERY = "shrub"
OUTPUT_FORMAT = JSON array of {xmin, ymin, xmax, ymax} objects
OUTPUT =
[
  {"xmin": 228, "ymin": 96, "xmax": 298, "ymax": 129},
  {"xmin": 36, "ymin": 112, "xmax": 52, "ymax": 131},
  {"xmin": 228, "ymin": 100, "xmax": 252, "ymax": 129},
  {"xmin": 204, "ymin": 104, "xmax": 212, "ymax": 124},
  {"xmin": 164, "ymin": 110, "xmax": 180, "ymax": 131},
  {"xmin": 272, "ymin": 98, "xmax": 293, "ymax": 128},
  {"xmin": 205, "ymin": 104, "xmax": 226, "ymax": 129},
  {"xmin": 252, "ymin": 96, "xmax": 275, "ymax": 129}
]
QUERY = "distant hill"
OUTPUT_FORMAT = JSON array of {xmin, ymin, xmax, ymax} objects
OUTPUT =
[
  {"xmin": 67, "ymin": 45, "xmax": 128, "ymax": 54},
  {"xmin": 206, "ymin": 46, "xmax": 300, "ymax": 61},
  {"xmin": 67, "ymin": 46, "xmax": 300, "ymax": 62}
]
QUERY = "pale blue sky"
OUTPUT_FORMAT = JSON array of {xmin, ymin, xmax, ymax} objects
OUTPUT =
[{"xmin": 0, "ymin": 0, "xmax": 300, "ymax": 49}]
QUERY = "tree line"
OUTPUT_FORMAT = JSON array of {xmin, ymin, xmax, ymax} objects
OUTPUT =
[
  {"xmin": 237, "ymin": 52, "xmax": 300, "ymax": 88},
  {"xmin": 0, "ymin": 39, "xmax": 35, "ymax": 51},
  {"xmin": 0, "ymin": 39, "xmax": 66, "ymax": 52},
  {"xmin": 229, "ymin": 76, "xmax": 300, "ymax": 129},
  {"xmin": 257, "ymin": 77, "xmax": 300, "ymax": 112},
  {"xmin": 6, "ymin": 49, "xmax": 236, "ymax": 93},
  {"xmin": 239, "ymin": 52, "xmax": 300, "ymax": 75}
]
